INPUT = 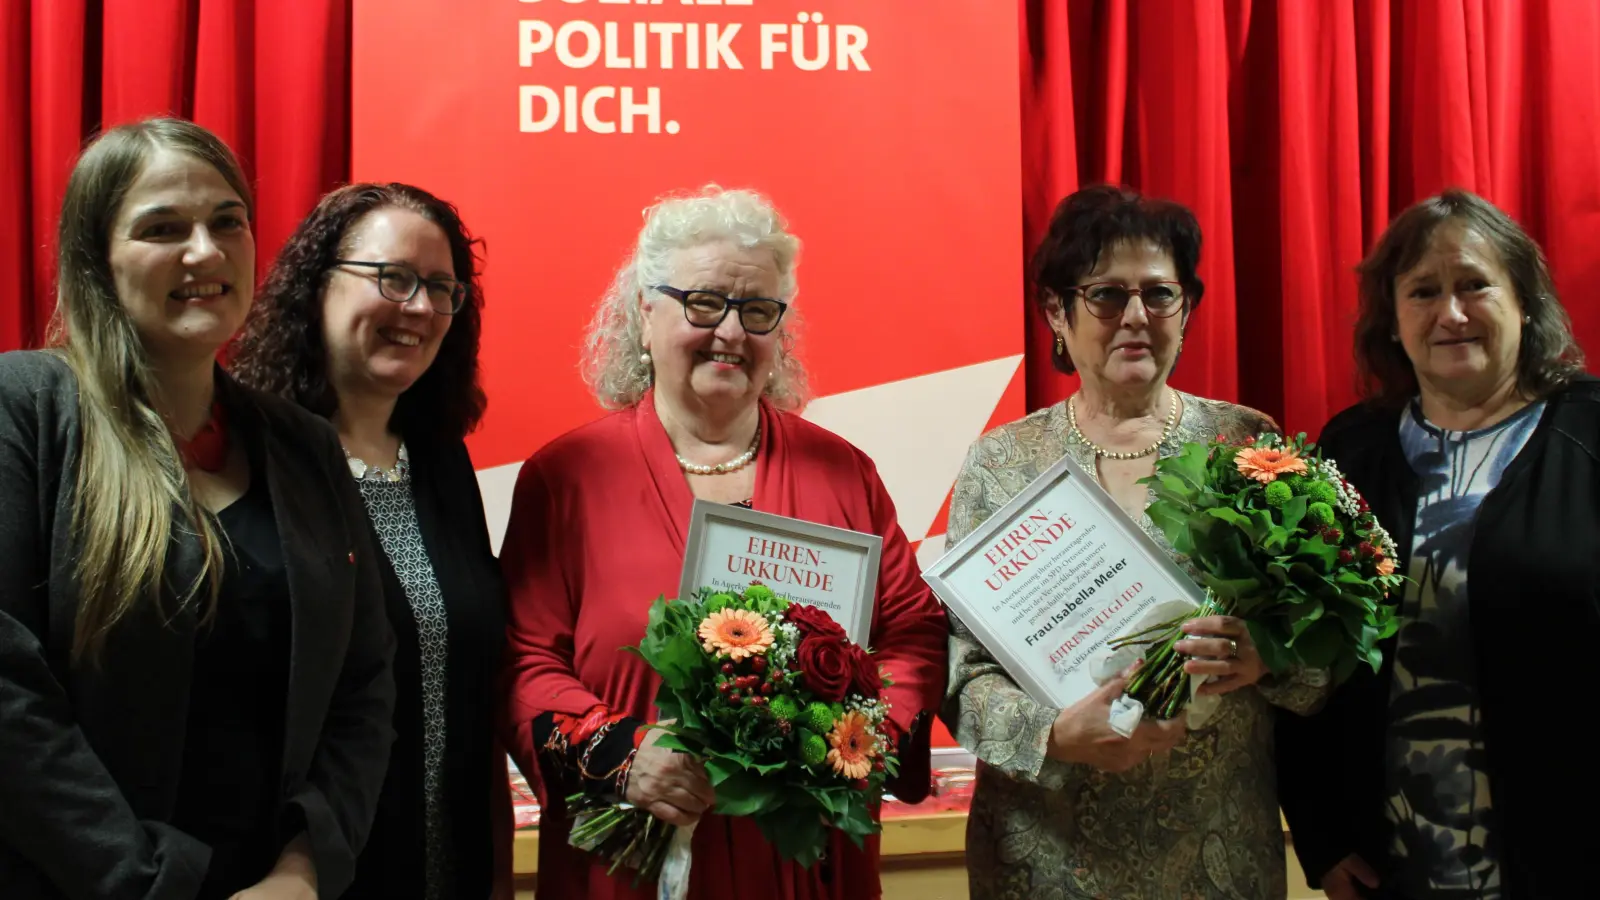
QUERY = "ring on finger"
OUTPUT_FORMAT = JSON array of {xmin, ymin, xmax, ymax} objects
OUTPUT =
[{"xmin": 1225, "ymin": 638, "xmax": 1239, "ymax": 659}]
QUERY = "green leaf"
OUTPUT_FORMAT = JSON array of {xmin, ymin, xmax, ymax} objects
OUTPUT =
[
  {"xmin": 1198, "ymin": 573, "xmax": 1262, "ymax": 601},
  {"xmin": 652, "ymin": 731, "xmax": 694, "ymax": 754},
  {"xmin": 1263, "ymin": 525, "xmax": 1291, "ymax": 555},
  {"xmin": 1287, "ymin": 618, "xmax": 1345, "ymax": 669},
  {"xmin": 712, "ymin": 771, "xmax": 781, "ymax": 818},
  {"xmin": 703, "ymin": 756, "xmax": 746, "ymax": 786},
  {"xmin": 1278, "ymin": 495, "xmax": 1309, "ymax": 533},
  {"xmin": 757, "ymin": 802, "xmax": 829, "ymax": 866},
  {"xmin": 1287, "ymin": 599, "xmax": 1326, "ymax": 638},
  {"xmin": 1246, "ymin": 619, "xmax": 1295, "ymax": 674},
  {"xmin": 1145, "ymin": 502, "xmax": 1193, "ymax": 552},
  {"xmin": 1294, "ymin": 535, "xmax": 1340, "ymax": 573}
]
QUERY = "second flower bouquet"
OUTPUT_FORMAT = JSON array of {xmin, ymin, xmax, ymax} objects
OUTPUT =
[{"xmin": 566, "ymin": 582, "xmax": 899, "ymax": 887}]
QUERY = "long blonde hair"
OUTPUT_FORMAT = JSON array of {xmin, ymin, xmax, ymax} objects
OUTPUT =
[
  {"xmin": 582, "ymin": 184, "xmax": 810, "ymax": 410},
  {"xmin": 48, "ymin": 118, "xmax": 253, "ymax": 664}
]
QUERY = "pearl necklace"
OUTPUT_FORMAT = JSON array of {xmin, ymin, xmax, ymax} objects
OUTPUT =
[
  {"xmin": 676, "ymin": 426, "xmax": 760, "ymax": 476},
  {"xmin": 1067, "ymin": 391, "xmax": 1178, "ymax": 460}
]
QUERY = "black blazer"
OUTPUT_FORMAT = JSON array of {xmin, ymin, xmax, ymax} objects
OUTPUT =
[
  {"xmin": 1277, "ymin": 377, "xmax": 1600, "ymax": 898},
  {"xmin": 0, "ymin": 351, "xmax": 396, "ymax": 900},
  {"xmin": 344, "ymin": 435, "xmax": 508, "ymax": 900}
]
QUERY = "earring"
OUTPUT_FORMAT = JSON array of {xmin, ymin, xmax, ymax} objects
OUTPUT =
[
  {"xmin": 1523, "ymin": 314, "xmax": 1533, "ymax": 324},
  {"xmin": 1054, "ymin": 334, "xmax": 1066, "ymax": 355},
  {"xmin": 639, "ymin": 351, "xmax": 652, "ymax": 366},
  {"xmin": 1390, "ymin": 333, "xmax": 1401, "ymax": 342}
]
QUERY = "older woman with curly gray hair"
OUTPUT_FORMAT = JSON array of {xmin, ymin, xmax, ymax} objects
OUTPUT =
[{"xmin": 498, "ymin": 185, "xmax": 948, "ymax": 900}]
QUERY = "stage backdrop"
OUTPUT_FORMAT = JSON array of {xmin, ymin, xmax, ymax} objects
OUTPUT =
[{"xmin": 353, "ymin": 0, "xmax": 1025, "ymax": 746}]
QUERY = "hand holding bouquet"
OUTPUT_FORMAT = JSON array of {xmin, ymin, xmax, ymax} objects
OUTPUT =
[
  {"xmin": 567, "ymin": 583, "xmax": 899, "ymax": 891},
  {"xmin": 1112, "ymin": 432, "xmax": 1404, "ymax": 722}
]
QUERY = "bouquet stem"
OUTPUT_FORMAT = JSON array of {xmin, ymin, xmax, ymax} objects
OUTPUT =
[
  {"xmin": 566, "ymin": 794, "xmax": 674, "ymax": 884},
  {"xmin": 1110, "ymin": 594, "xmax": 1225, "ymax": 721}
]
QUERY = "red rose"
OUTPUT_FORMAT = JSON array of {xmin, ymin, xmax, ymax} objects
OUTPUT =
[
  {"xmin": 847, "ymin": 645, "xmax": 882, "ymax": 700},
  {"xmin": 784, "ymin": 604, "xmax": 847, "ymax": 643},
  {"xmin": 796, "ymin": 635, "xmax": 851, "ymax": 702}
]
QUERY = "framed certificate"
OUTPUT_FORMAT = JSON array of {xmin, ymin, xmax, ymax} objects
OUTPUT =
[
  {"xmin": 922, "ymin": 452, "xmax": 1207, "ymax": 709},
  {"xmin": 679, "ymin": 499, "xmax": 883, "ymax": 644}
]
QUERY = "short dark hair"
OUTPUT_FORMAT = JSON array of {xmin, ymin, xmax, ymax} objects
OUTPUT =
[
  {"xmin": 230, "ymin": 182, "xmax": 487, "ymax": 441},
  {"xmin": 1354, "ymin": 188, "xmax": 1584, "ymax": 408},
  {"xmin": 1027, "ymin": 184, "xmax": 1204, "ymax": 374}
]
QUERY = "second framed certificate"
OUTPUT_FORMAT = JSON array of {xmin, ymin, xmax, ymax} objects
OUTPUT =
[{"xmin": 922, "ymin": 452, "xmax": 1207, "ymax": 710}]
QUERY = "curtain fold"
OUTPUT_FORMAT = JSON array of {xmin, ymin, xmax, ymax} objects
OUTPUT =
[
  {"xmin": 2, "ymin": 0, "xmax": 1597, "ymax": 438},
  {"xmin": 0, "ymin": 0, "xmax": 348, "ymax": 352}
]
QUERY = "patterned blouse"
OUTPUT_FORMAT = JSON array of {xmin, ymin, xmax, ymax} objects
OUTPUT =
[
  {"xmin": 353, "ymin": 455, "xmax": 453, "ymax": 900},
  {"xmin": 1381, "ymin": 398, "xmax": 1543, "ymax": 898},
  {"xmin": 943, "ymin": 392, "xmax": 1328, "ymax": 900}
]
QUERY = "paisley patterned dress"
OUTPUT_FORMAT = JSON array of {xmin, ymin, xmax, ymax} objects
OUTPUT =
[{"xmin": 942, "ymin": 392, "xmax": 1328, "ymax": 900}]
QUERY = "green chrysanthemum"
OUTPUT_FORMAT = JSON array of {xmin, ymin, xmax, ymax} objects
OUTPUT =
[
  {"xmin": 1307, "ymin": 502, "xmax": 1337, "ymax": 528},
  {"xmin": 1283, "ymin": 474, "xmax": 1310, "ymax": 496},
  {"xmin": 1306, "ymin": 480, "xmax": 1339, "ymax": 507},
  {"xmin": 1264, "ymin": 481, "xmax": 1293, "ymax": 508},
  {"xmin": 768, "ymin": 694, "xmax": 801, "ymax": 723},
  {"xmin": 800, "ymin": 701, "xmax": 837, "ymax": 735},
  {"xmin": 800, "ymin": 731, "xmax": 828, "ymax": 767},
  {"xmin": 743, "ymin": 584, "xmax": 777, "ymax": 605},
  {"xmin": 704, "ymin": 592, "xmax": 737, "ymax": 613}
]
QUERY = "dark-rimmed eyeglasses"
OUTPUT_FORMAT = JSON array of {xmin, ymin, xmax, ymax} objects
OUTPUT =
[
  {"xmin": 334, "ymin": 259, "xmax": 467, "ymax": 316},
  {"xmin": 1072, "ymin": 282, "xmax": 1186, "ymax": 319},
  {"xmin": 652, "ymin": 285, "xmax": 788, "ymax": 335}
]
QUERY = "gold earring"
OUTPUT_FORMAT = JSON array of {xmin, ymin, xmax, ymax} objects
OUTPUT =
[{"xmin": 1055, "ymin": 334, "xmax": 1066, "ymax": 355}]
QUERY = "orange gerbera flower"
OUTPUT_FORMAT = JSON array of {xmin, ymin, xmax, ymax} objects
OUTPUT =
[
  {"xmin": 1375, "ymin": 555, "xmax": 1396, "ymax": 577},
  {"xmin": 826, "ymin": 711, "xmax": 878, "ymax": 780},
  {"xmin": 698, "ymin": 609, "xmax": 774, "ymax": 661},
  {"xmin": 1234, "ymin": 446, "xmax": 1309, "ymax": 483}
]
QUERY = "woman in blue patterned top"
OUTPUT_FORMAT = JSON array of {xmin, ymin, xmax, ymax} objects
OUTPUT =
[
  {"xmin": 231, "ymin": 183, "xmax": 511, "ymax": 899},
  {"xmin": 1279, "ymin": 189, "xmax": 1599, "ymax": 900}
]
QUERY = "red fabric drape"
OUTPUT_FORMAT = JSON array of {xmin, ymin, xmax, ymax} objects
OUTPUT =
[
  {"xmin": 1021, "ymin": 0, "xmax": 1600, "ymax": 435},
  {"xmin": 0, "ymin": 0, "xmax": 349, "ymax": 351},
  {"xmin": 3, "ymin": 1, "xmax": 1598, "ymax": 439}
]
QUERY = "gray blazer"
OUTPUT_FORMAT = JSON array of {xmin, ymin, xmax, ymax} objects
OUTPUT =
[{"xmin": 0, "ymin": 350, "xmax": 396, "ymax": 900}]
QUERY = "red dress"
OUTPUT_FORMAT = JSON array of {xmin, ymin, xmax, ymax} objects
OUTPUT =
[{"xmin": 501, "ymin": 394, "xmax": 949, "ymax": 900}]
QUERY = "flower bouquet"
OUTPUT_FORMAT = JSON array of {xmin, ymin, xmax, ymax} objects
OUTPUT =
[
  {"xmin": 1113, "ymin": 432, "xmax": 1405, "ymax": 721},
  {"xmin": 565, "ymin": 583, "xmax": 898, "ymax": 894}
]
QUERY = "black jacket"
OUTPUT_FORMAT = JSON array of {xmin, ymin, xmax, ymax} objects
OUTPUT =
[
  {"xmin": 344, "ymin": 435, "xmax": 508, "ymax": 900},
  {"xmin": 0, "ymin": 351, "xmax": 396, "ymax": 899},
  {"xmin": 1277, "ymin": 376, "xmax": 1600, "ymax": 898}
]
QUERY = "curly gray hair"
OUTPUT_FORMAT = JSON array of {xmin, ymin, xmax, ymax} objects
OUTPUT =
[{"xmin": 582, "ymin": 184, "xmax": 810, "ymax": 410}]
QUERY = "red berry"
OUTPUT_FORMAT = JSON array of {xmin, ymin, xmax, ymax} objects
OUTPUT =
[
  {"xmin": 752, "ymin": 656, "xmax": 767, "ymax": 673},
  {"xmin": 852, "ymin": 778, "xmax": 870, "ymax": 791},
  {"xmin": 760, "ymin": 682, "xmax": 773, "ymax": 695},
  {"xmin": 873, "ymin": 760, "xmax": 885, "ymax": 772},
  {"xmin": 1338, "ymin": 549, "xmax": 1355, "ymax": 564},
  {"xmin": 753, "ymin": 696, "xmax": 768, "ymax": 707},
  {"xmin": 718, "ymin": 682, "xmax": 731, "ymax": 693},
  {"xmin": 1359, "ymin": 542, "xmax": 1376, "ymax": 557},
  {"xmin": 721, "ymin": 663, "xmax": 734, "ymax": 675}
]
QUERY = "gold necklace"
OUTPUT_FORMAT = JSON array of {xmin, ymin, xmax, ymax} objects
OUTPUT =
[
  {"xmin": 1067, "ymin": 390, "xmax": 1178, "ymax": 460},
  {"xmin": 676, "ymin": 426, "xmax": 761, "ymax": 476}
]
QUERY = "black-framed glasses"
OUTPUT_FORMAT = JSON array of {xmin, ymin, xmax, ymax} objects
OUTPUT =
[
  {"xmin": 652, "ymin": 285, "xmax": 788, "ymax": 335},
  {"xmin": 334, "ymin": 259, "xmax": 467, "ymax": 315},
  {"xmin": 1072, "ymin": 281, "xmax": 1186, "ymax": 319}
]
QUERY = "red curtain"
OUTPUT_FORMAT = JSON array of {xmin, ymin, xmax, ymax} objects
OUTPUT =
[
  {"xmin": 4, "ymin": 1, "xmax": 1599, "ymax": 437},
  {"xmin": 1021, "ymin": 0, "xmax": 1600, "ymax": 435},
  {"xmin": 0, "ymin": 0, "xmax": 350, "ymax": 352}
]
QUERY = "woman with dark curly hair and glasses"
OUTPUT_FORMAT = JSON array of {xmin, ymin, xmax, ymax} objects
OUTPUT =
[
  {"xmin": 941, "ymin": 184, "xmax": 1329, "ymax": 900},
  {"xmin": 230, "ymin": 183, "xmax": 511, "ymax": 900}
]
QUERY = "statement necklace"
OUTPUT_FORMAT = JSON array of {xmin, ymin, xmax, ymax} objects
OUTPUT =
[
  {"xmin": 346, "ymin": 442, "xmax": 410, "ymax": 483},
  {"xmin": 676, "ymin": 426, "xmax": 760, "ymax": 476},
  {"xmin": 1067, "ymin": 390, "xmax": 1178, "ymax": 460}
]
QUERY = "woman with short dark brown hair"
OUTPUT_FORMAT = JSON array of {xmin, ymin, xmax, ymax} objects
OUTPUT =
[{"xmin": 1279, "ymin": 189, "xmax": 1597, "ymax": 900}]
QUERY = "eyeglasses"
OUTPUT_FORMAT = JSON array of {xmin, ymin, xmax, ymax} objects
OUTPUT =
[
  {"xmin": 1072, "ymin": 282, "xmax": 1186, "ymax": 319},
  {"xmin": 333, "ymin": 260, "xmax": 467, "ymax": 316},
  {"xmin": 652, "ymin": 285, "xmax": 788, "ymax": 335}
]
